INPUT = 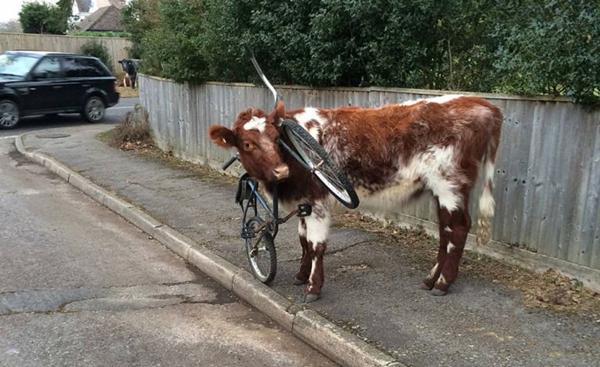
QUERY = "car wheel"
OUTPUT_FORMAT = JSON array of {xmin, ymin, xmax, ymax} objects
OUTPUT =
[
  {"xmin": 82, "ymin": 96, "xmax": 106, "ymax": 123},
  {"xmin": 0, "ymin": 100, "xmax": 20, "ymax": 129}
]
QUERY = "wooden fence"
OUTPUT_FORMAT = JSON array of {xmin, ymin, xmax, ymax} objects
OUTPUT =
[
  {"xmin": 0, "ymin": 32, "xmax": 131, "ymax": 71},
  {"xmin": 138, "ymin": 74, "xmax": 600, "ymax": 290}
]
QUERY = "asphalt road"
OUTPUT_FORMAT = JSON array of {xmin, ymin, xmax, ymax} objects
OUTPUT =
[
  {"xmin": 0, "ymin": 105, "xmax": 336, "ymax": 366},
  {"xmin": 0, "ymin": 97, "xmax": 139, "ymax": 139}
]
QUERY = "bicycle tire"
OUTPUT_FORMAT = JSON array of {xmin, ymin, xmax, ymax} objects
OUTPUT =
[
  {"xmin": 281, "ymin": 120, "xmax": 359, "ymax": 209},
  {"xmin": 244, "ymin": 217, "xmax": 277, "ymax": 284}
]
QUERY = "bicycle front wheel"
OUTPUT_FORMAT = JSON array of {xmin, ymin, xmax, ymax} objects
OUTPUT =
[
  {"xmin": 243, "ymin": 217, "xmax": 277, "ymax": 284},
  {"xmin": 282, "ymin": 120, "xmax": 359, "ymax": 209}
]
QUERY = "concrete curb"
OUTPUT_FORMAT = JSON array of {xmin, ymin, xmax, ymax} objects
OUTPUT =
[{"xmin": 15, "ymin": 134, "xmax": 404, "ymax": 367}]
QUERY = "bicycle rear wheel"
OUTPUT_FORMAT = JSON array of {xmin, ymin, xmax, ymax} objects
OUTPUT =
[
  {"xmin": 281, "ymin": 120, "xmax": 359, "ymax": 209},
  {"xmin": 243, "ymin": 217, "xmax": 277, "ymax": 284}
]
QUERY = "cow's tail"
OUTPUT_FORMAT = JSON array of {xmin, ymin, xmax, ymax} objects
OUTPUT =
[{"xmin": 476, "ymin": 127, "xmax": 501, "ymax": 246}]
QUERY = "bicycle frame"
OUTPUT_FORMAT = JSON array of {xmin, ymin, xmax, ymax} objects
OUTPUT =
[{"xmin": 241, "ymin": 178, "xmax": 280, "ymax": 238}]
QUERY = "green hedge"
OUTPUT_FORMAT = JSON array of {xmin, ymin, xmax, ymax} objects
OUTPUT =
[{"xmin": 123, "ymin": 0, "xmax": 600, "ymax": 105}]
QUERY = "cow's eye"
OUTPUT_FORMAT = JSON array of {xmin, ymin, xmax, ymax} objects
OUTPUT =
[{"xmin": 242, "ymin": 141, "xmax": 254, "ymax": 151}]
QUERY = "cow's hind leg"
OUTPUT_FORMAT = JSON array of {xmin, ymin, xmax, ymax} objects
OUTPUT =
[
  {"xmin": 294, "ymin": 218, "xmax": 312, "ymax": 285},
  {"xmin": 432, "ymin": 202, "xmax": 471, "ymax": 296}
]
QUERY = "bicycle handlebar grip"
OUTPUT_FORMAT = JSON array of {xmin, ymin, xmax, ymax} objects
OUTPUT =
[{"xmin": 222, "ymin": 155, "xmax": 238, "ymax": 170}]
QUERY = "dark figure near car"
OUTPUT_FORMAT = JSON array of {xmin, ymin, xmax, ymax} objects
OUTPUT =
[
  {"xmin": 0, "ymin": 51, "xmax": 119, "ymax": 129},
  {"xmin": 118, "ymin": 59, "xmax": 138, "ymax": 89}
]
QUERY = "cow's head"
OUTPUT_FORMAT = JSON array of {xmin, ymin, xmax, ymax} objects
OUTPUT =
[{"xmin": 209, "ymin": 101, "xmax": 289, "ymax": 183}]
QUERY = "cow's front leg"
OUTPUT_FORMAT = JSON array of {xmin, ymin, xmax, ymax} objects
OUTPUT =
[
  {"xmin": 303, "ymin": 202, "xmax": 330, "ymax": 303},
  {"xmin": 294, "ymin": 218, "xmax": 312, "ymax": 285}
]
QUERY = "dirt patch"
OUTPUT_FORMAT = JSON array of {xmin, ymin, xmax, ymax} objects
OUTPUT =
[
  {"xmin": 97, "ymin": 128, "xmax": 237, "ymax": 185},
  {"xmin": 116, "ymin": 86, "xmax": 139, "ymax": 98},
  {"xmin": 335, "ymin": 213, "xmax": 600, "ymax": 317}
]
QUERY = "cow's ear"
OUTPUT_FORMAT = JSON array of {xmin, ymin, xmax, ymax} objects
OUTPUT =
[
  {"xmin": 268, "ymin": 101, "xmax": 286, "ymax": 124},
  {"xmin": 209, "ymin": 125, "xmax": 236, "ymax": 148}
]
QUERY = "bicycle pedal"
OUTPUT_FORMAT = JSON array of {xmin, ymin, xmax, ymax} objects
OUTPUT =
[{"xmin": 297, "ymin": 204, "xmax": 312, "ymax": 217}]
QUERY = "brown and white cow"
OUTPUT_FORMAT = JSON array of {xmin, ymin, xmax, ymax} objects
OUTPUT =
[{"xmin": 210, "ymin": 95, "xmax": 502, "ymax": 302}]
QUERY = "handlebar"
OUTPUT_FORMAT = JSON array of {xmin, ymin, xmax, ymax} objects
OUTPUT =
[{"xmin": 222, "ymin": 155, "xmax": 239, "ymax": 170}]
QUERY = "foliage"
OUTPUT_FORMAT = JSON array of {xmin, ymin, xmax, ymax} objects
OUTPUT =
[
  {"xmin": 56, "ymin": 0, "xmax": 73, "ymax": 31},
  {"xmin": 122, "ymin": 0, "xmax": 161, "ymax": 59},
  {"xmin": 80, "ymin": 40, "xmax": 113, "ymax": 72},
  {"xmin": 490, "ymin": 1, "xmax": 600, "ymax": 104},
  {"xmin": 19, "ymin": 2, "xmax": 66, "ymax": 34},
  {"xmin": 123, "ymin": 0, "xmax": 600, "ymax": 105}
]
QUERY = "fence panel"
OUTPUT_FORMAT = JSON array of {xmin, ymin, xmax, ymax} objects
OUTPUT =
[
  {"xmin": 0, "ymin": 32, "xmax": 131, "ymax": 71},
  {"xmin": 139, "ymin": 75, "xmax": 600, "ymax": 285}
]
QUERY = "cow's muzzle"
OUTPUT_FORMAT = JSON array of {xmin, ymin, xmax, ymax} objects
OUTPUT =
[{"xmin": 272, "ymin": 164, "xmax": 290, "ymax": 181}]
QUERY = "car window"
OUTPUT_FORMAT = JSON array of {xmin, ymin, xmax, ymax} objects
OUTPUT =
[
  {"xmin": 32, "ymin": 57, "xmax": 62, "ymax": 79},
  {"xmin": 63, "ymin": 57, "xmax": 107, "ymax": 78},
  {"xmin": 0, "ymin": 53, "xmax": 39, "ymax": 77}
]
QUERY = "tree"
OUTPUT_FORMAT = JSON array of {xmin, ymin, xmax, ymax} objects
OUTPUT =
[
  {"xmin": 19, "ymin": 2, "xmax": 65, "ymax": 34},
  {"xmin": 0, "ymin": 20, "xmax": 22, "ymax": 33},
  {"xmin": 56, "ymin": 0, "xmax": 74, "ymax": 33},
  {"xmin": 122, "ymin": 0, "xmax": 161, "ymax": 58}
]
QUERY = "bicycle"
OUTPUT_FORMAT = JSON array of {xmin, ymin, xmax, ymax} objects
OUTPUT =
[
  {"xmin": 221, "ymin": 118, "xmax": 359, "ymax": 284},
  {"xmin": 219, "ymin": 56, "xmax": 359, "ymax": 283}
]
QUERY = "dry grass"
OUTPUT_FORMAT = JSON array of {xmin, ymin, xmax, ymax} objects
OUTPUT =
[
  {"xmin": 117, "ymin": 86, "xmax": 140, "ymax": 98},
  {"xmin": 105, "ymin": 104, "xmax": 152, "ymax": 150}
]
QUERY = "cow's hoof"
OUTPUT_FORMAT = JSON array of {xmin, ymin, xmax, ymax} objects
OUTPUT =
[
  {"xmin": 419, "ymin": 282, "xmax": 434, "ymax": 290},
  {"xmin": 431, "ymin": 288, "xmax": 448, "ymax": 296},
  {"xmin": 293, "ymin": 277, "xmax": 307, "ymax": 286},
  {"xmin": 303, "ymin": 293, "xmax": 320, "ymax": 303}
]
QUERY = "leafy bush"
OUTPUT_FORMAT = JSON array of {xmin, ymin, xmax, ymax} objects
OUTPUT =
[
  {"xmin": 19, "ymin": 2, "xmax": 66, "ymax": 34},
  {"xmin": 80, "ymin": 41, "xmax": 113, "ymax": 72},
  {"xmin": 123, "ymin": 0, "xmax": 600, "ymax": 105},
  {"xmin": 491, "ymin": 1, "xmax": 600, "ymax": 104}
]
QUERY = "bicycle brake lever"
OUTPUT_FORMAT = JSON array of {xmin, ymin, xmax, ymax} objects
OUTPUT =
[{"xmin": 222, "ymin": 154, "xmax": 239, "ymax": 170}]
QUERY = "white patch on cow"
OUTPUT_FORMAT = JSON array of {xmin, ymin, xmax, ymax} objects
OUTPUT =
[
  {"xmin": 437, "ymin": 274, "xmax": 447, "ymax": 285},
  {"xmin": 429, "ymin": 263, "xmax": 439, "ymax": 279},
  {"xmin": 358, "ymin": 180, "xmax": 423, "ymax": 209},
  {"xmin": 447, "ymin": 242, "xmax": 456, "ymax": 254},
  {"xmin": 243, "ymin": 116, "xmax": 267, "ymax": 133},
  {"xmin": 294, "ymin": 108, "xmax": 327, "ymax": 126},
  {"xmin": 444, "ymin": 226, "xmax": 453, "ymax": 233},
  {"xmin": 479, "ymin": 160, "xmax": 496, "ymax": 218},
  {"xmin": 427, "ymin": 95, "xmax": 464, "ymax": 104},
  {"xmin": 479, "ymin": 185, "xmax": 495, "ymax": 218},
  {"xmin": 303, "ymin": 201, "xmax": 330, "ymax": 248},
  {"xmin": 397, "ymin": 145, "xmax": 462, "ymax": 211},
  {"xmin": 298, "ymin": 219, "xmax": 307, "ymax": 237},
  {"xmin": 399, "ymin": 99, "xmax": 421, "ymax": 106},
  {"xmin": 399, "ymin": 95, "xmax": 463, "ymax": 107},
  {"xmin": 294, "ymin": 108, "xmax": 328, "ymax": 141}
]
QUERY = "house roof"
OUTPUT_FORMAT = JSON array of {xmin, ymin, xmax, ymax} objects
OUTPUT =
[{"xmin": 78, "ymin": 5, "xmax": 124, "ymax": 32}]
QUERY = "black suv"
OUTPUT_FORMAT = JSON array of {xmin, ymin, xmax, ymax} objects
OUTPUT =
[{"xmin": 0, "ymin": 51, "xmax": 120, "ymax": 129}]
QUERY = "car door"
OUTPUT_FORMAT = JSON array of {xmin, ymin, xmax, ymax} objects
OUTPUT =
[
  {"xmin": 60, "ymin": 56, "xmax": 88, "ymax": 109},
  {"xmin": 24, "ymin": 56, "xmax": 64, "ymax": 112}
]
